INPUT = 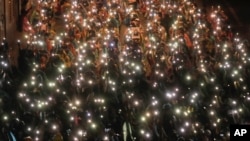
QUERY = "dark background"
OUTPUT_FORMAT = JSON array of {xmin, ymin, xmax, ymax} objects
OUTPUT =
[
  {"xmin": 224, "ymin": 0, "xmax": 250, "ymax": 24},
  {"xmin": 216, "ymin": 0, "xmax": 250, "ymax": 38}
]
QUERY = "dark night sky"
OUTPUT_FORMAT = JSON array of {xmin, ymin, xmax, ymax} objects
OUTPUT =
[
  {"xmin": 204, "ymin": 0, "xmax": 250, "ymax": 38},
  {"xmin": 202, "ymin": 0, "xmax": 250, "ymax": 24},
  {"xmin": 226, "ymin": 1, "xmax": 250, "ymax": 23}
]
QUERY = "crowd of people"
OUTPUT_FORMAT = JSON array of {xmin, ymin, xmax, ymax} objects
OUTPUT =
[{"xmin": 1, "ymin": 0, "xmax": 250, "ymax": 140}]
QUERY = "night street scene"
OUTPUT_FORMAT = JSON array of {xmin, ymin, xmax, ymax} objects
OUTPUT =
[{"xmin": 0, "ymin": 0, "xmax": 250, "ymax": 140}]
